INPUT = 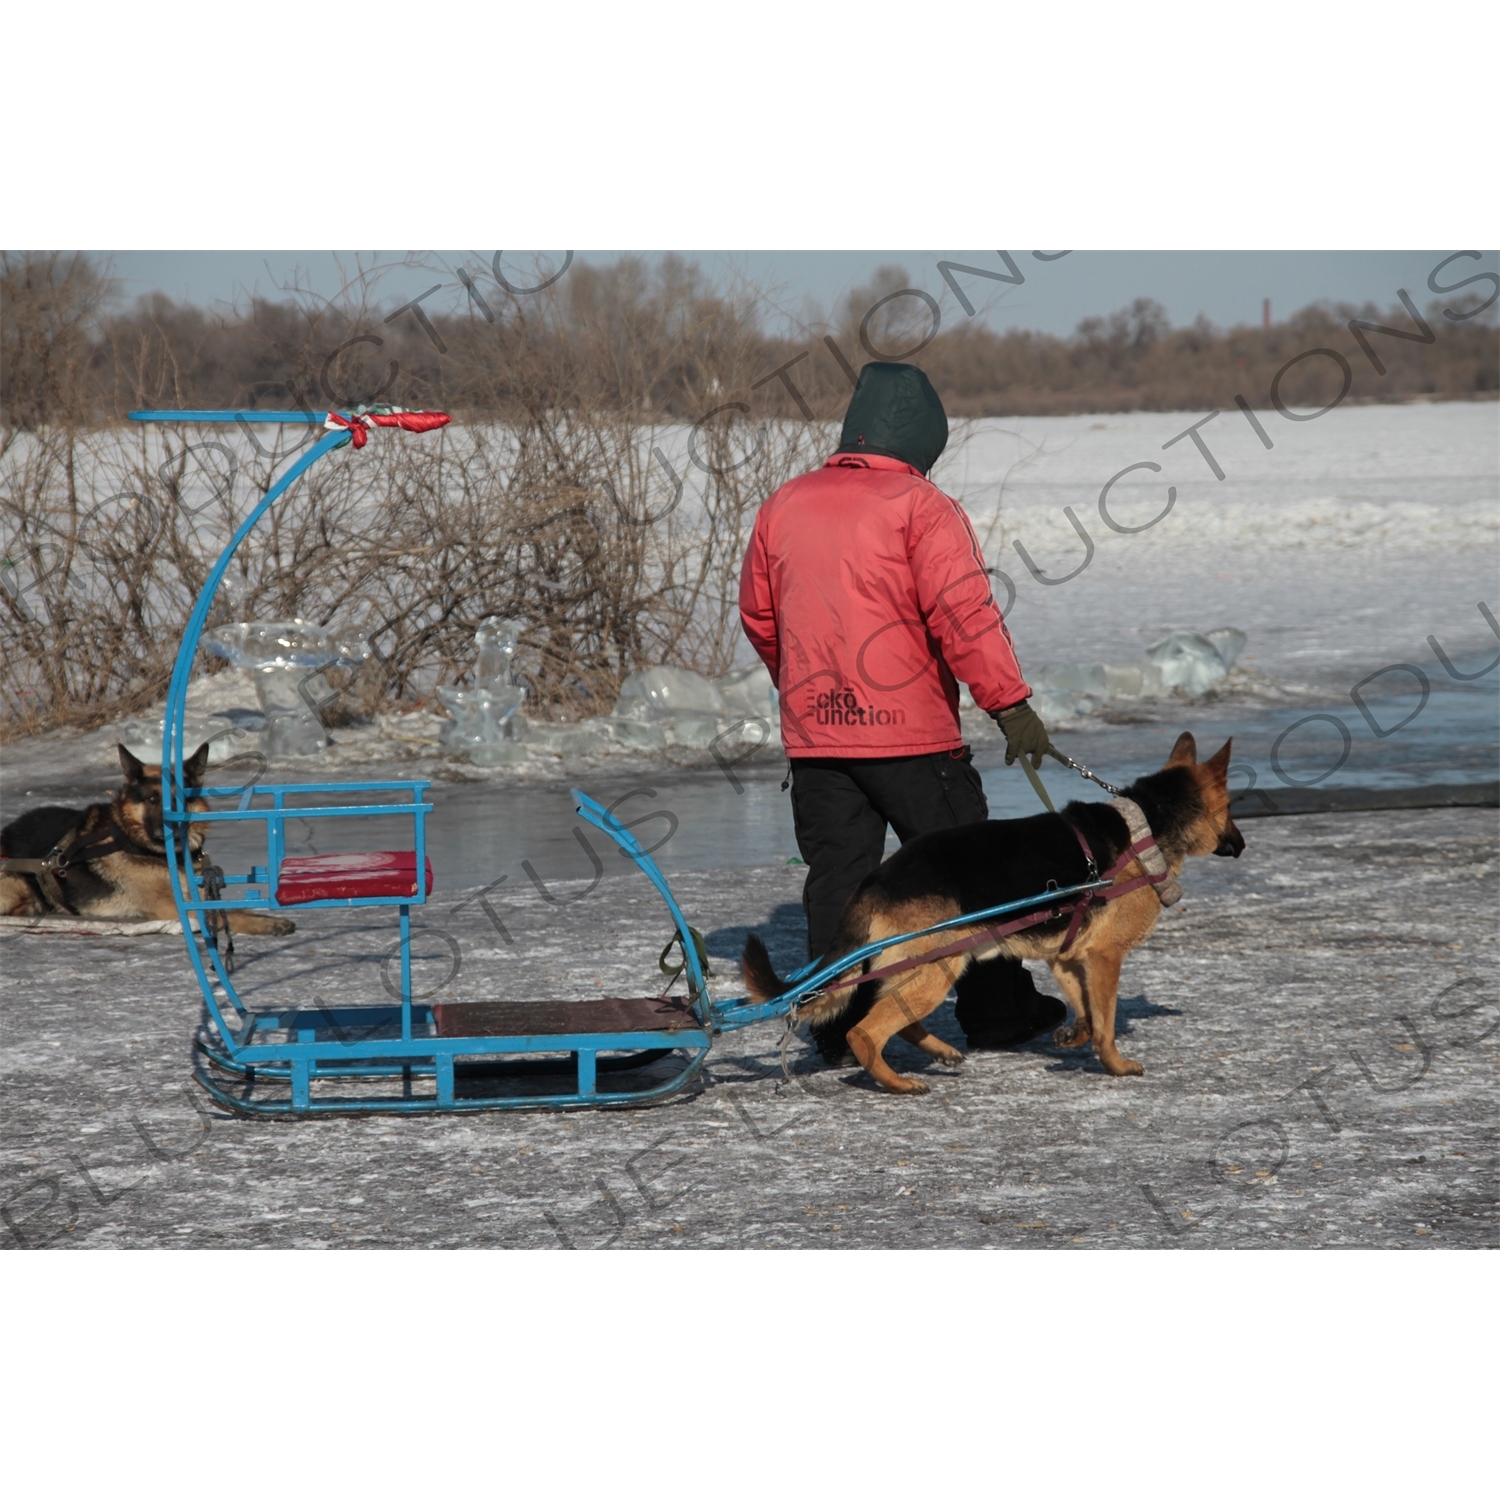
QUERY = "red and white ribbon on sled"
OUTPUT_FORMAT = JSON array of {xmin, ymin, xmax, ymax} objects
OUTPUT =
[{"xmin": 324, "ymin": 406, "xmax": 451, "ymax": 449}]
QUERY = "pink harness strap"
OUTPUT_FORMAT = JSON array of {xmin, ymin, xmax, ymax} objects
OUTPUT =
[
  {"xmin": 1057, "ymin": 824, "xmax": 1170, "ymax": 956},
  {"xmin": 809, "ymin": 899, "xmax": 1078, "ymax": 1001}
]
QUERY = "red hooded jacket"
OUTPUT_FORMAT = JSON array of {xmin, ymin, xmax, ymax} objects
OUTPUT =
[{"xmin": 739, "ymin": 452, "xmax": 1030, "ymax": 758}]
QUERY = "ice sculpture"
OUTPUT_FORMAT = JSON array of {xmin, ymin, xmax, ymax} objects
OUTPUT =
[
  {"xmin": 115, "ymin": 713, "xmax": 246, "ymax": 766},
  {"xmin": 613, "ymin": 666, "xmax": 730, "ymax": 747},
  {"xmin": 615, "ymin": 666, "xmax": 728, "ymax": 720},
  {"xmin": 437, "ymin": 616, "xmax": 528, "ymax": 765},
  {"xmin": 203, "ymin": 619, "xmax": 369, "ymax": 758},
  {"xmin": 714, "ymin": 662, "xmax": 779, "ymax": 723},
  {"xmin": 1145, "ymin": 630, "xmax": 1236, "ymax": 695}
]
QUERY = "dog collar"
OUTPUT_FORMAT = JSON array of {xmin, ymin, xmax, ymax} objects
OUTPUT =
[{"xmin": 1108, "ymin": 796, "xmax": 1183, "ymax": 907}]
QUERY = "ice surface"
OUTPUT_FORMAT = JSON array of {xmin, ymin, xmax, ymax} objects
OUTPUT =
[
  {"xmin": 5, "ymin": 809, "xmax": 1492, "ymax": 1248},
  {"xmin": 940, "ymin": 403, "xmax": 1497, "ymax": 693}
]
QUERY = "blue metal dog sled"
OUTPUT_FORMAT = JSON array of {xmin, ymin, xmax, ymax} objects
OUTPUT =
[{"xmin": 135, "ymin": 407, "xmax": 1108, "ymax": 1116}]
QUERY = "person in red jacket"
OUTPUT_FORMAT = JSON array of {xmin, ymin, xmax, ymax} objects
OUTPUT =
[{"xmin": 739, "ymin": 361, "xmax": 1064, "ymax": 1061}]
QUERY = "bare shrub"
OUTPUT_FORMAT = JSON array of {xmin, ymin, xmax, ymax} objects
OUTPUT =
[{"xmin": 0, "ymin": 256, "xmax": 825, "ymax": 736}]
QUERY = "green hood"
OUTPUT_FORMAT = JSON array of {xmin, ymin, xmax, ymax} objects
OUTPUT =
[{"xmin": 835, "ymin": 362, "xmax": 949, "ymax": 476}]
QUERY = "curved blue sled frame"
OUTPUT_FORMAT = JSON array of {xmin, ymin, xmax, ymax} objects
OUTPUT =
[{"xmin": 133, "ymin": 409, "xmax": 1106, "ymax": 1116}]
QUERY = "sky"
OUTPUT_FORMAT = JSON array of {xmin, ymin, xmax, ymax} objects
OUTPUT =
[{"xmin": 95, "ymin": 250, "xmax": 1496, "ymax": 336}]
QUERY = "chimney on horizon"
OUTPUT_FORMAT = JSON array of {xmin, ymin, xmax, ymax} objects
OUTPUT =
[{"xmin": 1263, "ymin": 297, "xmax": 1272, "ymax": 330}]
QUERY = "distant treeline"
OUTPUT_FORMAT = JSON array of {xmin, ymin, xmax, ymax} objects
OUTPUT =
[{"xmin": 2, "ymin": 252, "xmax": 1496, "ymax": 429}]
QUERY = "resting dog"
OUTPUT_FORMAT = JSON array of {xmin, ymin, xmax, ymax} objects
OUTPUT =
[
  {"xmin": 0, "ymin": 743, "xmax": 294, "ymax": 934},
  {"xmin": 743, "ymin": 733, "xmax": 1243, "ymax": 1093}
]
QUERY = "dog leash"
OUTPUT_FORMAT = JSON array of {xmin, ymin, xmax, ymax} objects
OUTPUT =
[
  {"xmin": 1055, "ymin": 753, "xmax": 1122, "ymax": 797},
  {"xmin": 0, "ymin": 823, "xmax": 130, "ymax": 874},
  {"xmin": 199, "ymin": 863, "xmax": 236, "ymax": 973},
  {"xmin": 1016, "ymin": 748, "xmax": 1123, "ymax": 812},
  {"xmin": 1018, "ymin": 756, "xmax": 1057, "ymax": 812},
  {"xmin": 657, "ymin": 925, "xmax": 713, "ymax": 999},
  {"xmin": 5, "ymin": 812, "xmax": 239, "ymax": 967}
]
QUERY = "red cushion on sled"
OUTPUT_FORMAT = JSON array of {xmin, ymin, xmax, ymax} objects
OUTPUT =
[{"xmin": 275, "ymin": 851, "xmax": 433, "ymax": 904}]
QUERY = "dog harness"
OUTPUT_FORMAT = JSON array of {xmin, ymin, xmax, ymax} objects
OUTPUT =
[
  {"xmin": 802, "ymin": 797, "xmax": 1182, "ymax": 1003},
  {"xmin": 0, "ymin": 823, "xmax": 132, "ymax": 912},
  {"xmin": 0, "ymin": 820, "xmax": 231, "ymax": 955},
  {"xmin": 1056, "ymin": 796, "xmax": 1181, "ymax": 955}
]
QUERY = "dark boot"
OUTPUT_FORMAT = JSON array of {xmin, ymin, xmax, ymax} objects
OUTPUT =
[
  {"xmin": 956, "ymin": 957, "xmax": 1066, "ymax": 1049},
  {"xmin": 810, "ymin": 1028, "xmax": 855, "ymax": 1066}
]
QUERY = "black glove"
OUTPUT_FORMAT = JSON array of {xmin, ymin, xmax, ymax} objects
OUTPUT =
[{"xmin": 992, "ymin": 700, "xmax": 1058, "ymax": 770}]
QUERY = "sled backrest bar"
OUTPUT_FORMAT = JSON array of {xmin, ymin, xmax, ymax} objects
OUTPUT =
[{"xmin": 571, "ymin": 788, "xmax": 712, "ymax": 1024}]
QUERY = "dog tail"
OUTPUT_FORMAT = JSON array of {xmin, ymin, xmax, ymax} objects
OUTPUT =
[
  {"xmin": 741, "ymin": 898, "xmax": 873, "ymax": 1025},
  {"xmin": 740, "ymin": 932, "xmax": 791, "ymax": 1002}
]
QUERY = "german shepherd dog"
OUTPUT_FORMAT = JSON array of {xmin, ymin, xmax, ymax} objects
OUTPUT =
[
  {"xmin": 743, "ymin": 733, "xmax": 1244, "ymax": 1093},
  {"xmin": 0, "ymin": 743, "xmax": 294, "ymax": 934}
]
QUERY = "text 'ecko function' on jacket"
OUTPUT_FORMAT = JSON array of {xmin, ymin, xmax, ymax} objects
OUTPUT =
[{"xmin": 738, "ymin": 452, "xmax": 1030, "ymax": 758}]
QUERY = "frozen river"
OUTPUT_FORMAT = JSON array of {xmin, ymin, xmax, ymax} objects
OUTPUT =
[
  {"xmin": 939, "ymin": 400, "xmax": 1497, "ymax": 692},
  {"xmin": 214, "ymin": 668, "xmax": 1493, "ymax": 895}
]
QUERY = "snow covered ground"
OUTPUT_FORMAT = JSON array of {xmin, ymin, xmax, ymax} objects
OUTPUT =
[{"xmin": 2, "ymin": 808, "xmax": 1493, "ymax": 1248}]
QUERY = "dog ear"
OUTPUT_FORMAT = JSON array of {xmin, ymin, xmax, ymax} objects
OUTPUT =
[
  {"xmin": 1203, "ymin": 738, "xmax": 1233, "ymax": 780},
  {"xmin": 1165, "ymin": 731, "xmax": 1197, "ymax": 767},
  {"xmin": 117, "ymin": 743, "xmax": 146, "ymax": 781},
  {"xmin": 183, "ymin": 742, "xmax": 213, "ymax": 785}
]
